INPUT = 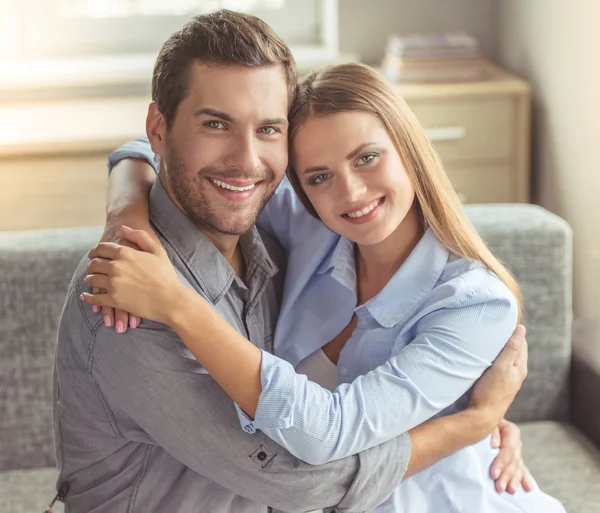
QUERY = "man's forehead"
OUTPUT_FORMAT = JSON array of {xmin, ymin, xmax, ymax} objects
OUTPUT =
[{"xmin": 185, "ymin": 62, "xmax": 288, "ymax": 117}]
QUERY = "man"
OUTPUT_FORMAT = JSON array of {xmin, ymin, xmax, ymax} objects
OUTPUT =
[{"xmin": 53, "ymin": 10, "xmax": 527, "ymax": 513}]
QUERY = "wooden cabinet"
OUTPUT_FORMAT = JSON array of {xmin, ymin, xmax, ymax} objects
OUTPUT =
[
  {"xmin": 395, "ymin": 64, "xmax": 531, "ymax": 204},
  {"xmin": 0, "ymin": 96, "xmax": 149, "ymax": 231},
  {"xmin": 0, "ymin": 64, "xmax": 530, "ymax": 231}
]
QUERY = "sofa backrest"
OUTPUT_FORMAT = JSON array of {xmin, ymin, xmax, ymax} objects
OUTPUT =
[
  {"xmin": 0, "ymin": 227, "xmax": 102, "ymax": 471},
  {"xmin": 466, "ymin": 204, "xmax": 573, "ymax": 422},
  {"xmin": 0, "ymin": 205, "xmax": 573, "ymax": 471}
]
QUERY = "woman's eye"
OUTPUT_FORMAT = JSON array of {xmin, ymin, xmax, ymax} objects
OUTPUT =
[
  {"xmin": 311, "ymin": 173, "xmax": 329, "ymax": 184},
  {"xmin": 259, "ymin": 126, "xmax": 278, "ymax": 135},
  {"xmin": 204, "ymin": 120, "xmax": 225, "ymax": 129},
  {"xmin": 358, "ymin": 153, "xmax": 378, "ymax": 165}
]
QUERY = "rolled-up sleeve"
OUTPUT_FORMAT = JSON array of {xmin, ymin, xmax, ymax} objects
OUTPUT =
[
  {"xmin": 237, "ymin": 281, "xmax": 518, "ymax": 466},
  {"xmin": 91, "ymin": 319, "xmax": 410, "ymax": 512},
  {"xmin": 107, "ymin": 137, "xmax": 158, "ymax": 175}
]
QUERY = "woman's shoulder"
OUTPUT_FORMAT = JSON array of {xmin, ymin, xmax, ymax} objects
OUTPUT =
[{"xmin": 434, "ymin": 253, "xmax": 516, "ymax": 310}]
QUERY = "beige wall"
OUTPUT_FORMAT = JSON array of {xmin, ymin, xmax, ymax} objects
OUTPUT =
[
  {"xmin": 496, "ymin": 1, "xmax": 600, "ymax": 321},
  {"xmin": 339, "ymin": 0, "xmax": 497, "ymax": 65}
]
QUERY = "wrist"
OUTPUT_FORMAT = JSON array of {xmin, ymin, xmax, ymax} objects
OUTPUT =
[
  {"xmin": 165, "ymin": 284, "xmax": 201, "ymax": 330},
  {"xmin": 459, "ymin": 406, "xmax": 498, "ymax": 442}
]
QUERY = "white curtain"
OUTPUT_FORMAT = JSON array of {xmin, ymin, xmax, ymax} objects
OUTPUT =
[{"xmin": 57, "ymin": 0, "xmax": 287, "ymax": 18}]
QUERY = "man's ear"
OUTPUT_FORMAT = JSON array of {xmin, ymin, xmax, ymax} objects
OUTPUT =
[{"xmin": 146, "ymin": 102, "xmax": 167, "ymax": 156}]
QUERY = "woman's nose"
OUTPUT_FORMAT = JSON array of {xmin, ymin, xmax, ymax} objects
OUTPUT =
[{"xmin": 339, "ymin": 173, "xmax": 368, "ymax": 203}]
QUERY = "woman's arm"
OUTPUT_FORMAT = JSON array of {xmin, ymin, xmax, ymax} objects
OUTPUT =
[
  {"xmin": 83, "ymin": 231, "xmax": 519, "ymax": 461},
  {"xmin": 104, "ymin": 138, "xmax": 157, "ymax": 238},
  {"xmin": 82, "ymin": 229, "xmax": 527, "ymax": 482}
]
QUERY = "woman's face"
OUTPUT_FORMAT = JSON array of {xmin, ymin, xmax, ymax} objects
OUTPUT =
[{"xmin": 293, "ymin": 111, "xmax": 417, "ymax": 246}]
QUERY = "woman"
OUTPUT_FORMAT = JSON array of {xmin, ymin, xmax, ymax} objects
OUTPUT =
[{"xmin": 82, "ymin": 63, "xmax": 565, "ymax": 512}]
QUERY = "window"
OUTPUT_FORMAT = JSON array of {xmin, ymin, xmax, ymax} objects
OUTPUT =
[{"xmin": 1, "ymin": 0, "xmax": 341, "ymax": 67}]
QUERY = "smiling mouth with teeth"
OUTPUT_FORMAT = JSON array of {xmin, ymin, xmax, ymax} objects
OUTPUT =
[
  {"xmin": 344, "ymin": 198, "xmax": 383, "ymax": 218},
  {"xmin": 210, "ymin": 178, "xmax": 258, "ymax": 192}
]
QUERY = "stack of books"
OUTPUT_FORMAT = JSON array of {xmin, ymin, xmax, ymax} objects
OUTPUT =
[{"xmin": 381, "ymin": 32, "xmax": 487, "ymax": 83}]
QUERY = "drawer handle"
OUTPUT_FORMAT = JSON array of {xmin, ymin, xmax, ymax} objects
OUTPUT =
[{"xmin": 424, "ymin": 126, "xmax": 467, "ymax": 142}]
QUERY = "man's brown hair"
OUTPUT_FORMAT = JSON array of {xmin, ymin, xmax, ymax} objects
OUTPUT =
[{"xmin": 152, "ymin": 9, "xmax": 297, "ymax": 130}]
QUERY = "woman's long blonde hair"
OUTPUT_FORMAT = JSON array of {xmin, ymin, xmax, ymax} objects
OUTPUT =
[{"xmin": 286, "ymin": 63, "xmax": 522, "ymax": 317}]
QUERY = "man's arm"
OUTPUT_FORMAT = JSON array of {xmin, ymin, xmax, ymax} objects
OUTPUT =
[
  {"xmin": 90, "ymin": 311, "xmax": 513, "ymax": 512},
  {"xmin": 90, "ymin": 319, "xmax": 407, "ymax": 512}
]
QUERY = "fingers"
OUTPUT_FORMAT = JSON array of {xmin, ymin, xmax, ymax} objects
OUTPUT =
[
  {"xmin": 87, "ymin": 257, "xmax": 113, "ymax": 276},
  {"xmin": 114, "ymin": 309, "xmax": 131, "ymax": 334},
  {"xmin": 130, "ymin": 315, "xmax": 142, "ymax": 330},
  {"xmin": 88, "ymin": 242, "xmax": 130, "ymax": 261},
  {"xmin": 514, "ymin": 336, "xmax": 529, "ymax": 381},
  {"xmin": 101, "ymin": 306, "xmax": 115, "ymax": 328},
  {"xmin": 120, "ymin": 226, "xmax": 161, "ymax": 255},
  {"xmin": 496, "ymin": 456, "xmax": 520, "ymax": 493},
  {"xmin": 522, "ymin": 466, "xmax": 534, "ymax": 492},
  {"xmin": 80, "ymin": 292, "xmax": 112, "ymax": 308},
  {"xmin": 506, "ymin": 464, "xmax": 525, "ymax": 494},
  {"xmin": 490, "ymin": 442, "xmax": 513, "ymax": 481},
  {"xmin": 84, "ymin": 273, "xmax": 110, "ymax": 291},
  {"xmin": 490, "ymin": 426, "xmax": 501, "ymax": 449}
]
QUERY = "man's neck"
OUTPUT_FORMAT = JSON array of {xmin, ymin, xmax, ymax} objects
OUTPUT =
[
  {"xmin": 158, "ymin": 171, "xmax": 245, "ymax": 276},
  {"xmin": 200, "ymin": 228, "xmax": 246, "ymax": 278}
]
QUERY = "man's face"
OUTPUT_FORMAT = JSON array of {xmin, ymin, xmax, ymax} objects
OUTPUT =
[{"xmin": 161, "ymin": 63, "xmax": 289, "ymax": 235}]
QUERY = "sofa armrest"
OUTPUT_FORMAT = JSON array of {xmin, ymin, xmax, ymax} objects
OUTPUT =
[
  {"xmin": 465, "ymin": 204, "xmax": 572, "ymax": 422},
  {"xmin": 571, "ymin": 320, "xmax": 600, "ymax": 448}
]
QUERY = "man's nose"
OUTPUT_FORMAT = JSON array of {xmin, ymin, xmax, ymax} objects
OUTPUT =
[{"xmin": 224, "ymin": 133, "xmax": 261, "ymax": 172}]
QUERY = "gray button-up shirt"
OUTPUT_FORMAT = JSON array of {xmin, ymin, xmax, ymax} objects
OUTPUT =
[{"xmin": 53, "ymin": 178, "xmax": 409, "ymax": 513}]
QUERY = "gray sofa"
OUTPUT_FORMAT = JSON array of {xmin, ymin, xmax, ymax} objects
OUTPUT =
[{"xmin": 1, "ymin": 204, "xmax": 599, "ymax": 513}]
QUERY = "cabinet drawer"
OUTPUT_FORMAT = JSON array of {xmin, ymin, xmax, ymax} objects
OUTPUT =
[
  {"xmin": 407, "ymin": 96, "xmax": 514, "ymax": 162},
  {"xmin": 0, "ymin": 154, "xmax": 108, "ymax": 231},
  {"xmin": 445, "ymin": 163, "xmax": 515, "ymax": 204}
]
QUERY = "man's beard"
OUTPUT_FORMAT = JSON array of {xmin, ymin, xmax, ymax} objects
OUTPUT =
[{"xmin": 163, "ymin": 145, "xmax": 277, "ymax": 236}]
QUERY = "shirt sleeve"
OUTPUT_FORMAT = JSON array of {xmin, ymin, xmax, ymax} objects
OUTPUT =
[
  {"xmin": 238, "ymin": 277, "xmax": 518, "ymax": 466},
  {"xmin": 91, "ymin": 319, "xmax": 410, "ymax": 512},
  {"xmin": 107, "ymin": 137, "xmax": 159, "ymax": 175}
]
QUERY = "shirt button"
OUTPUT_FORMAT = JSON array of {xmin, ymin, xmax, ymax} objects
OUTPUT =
[
  {"xmin": 257, "ymin": 451, "xmax": 268, "ymax": 461},
  {"xmin": 340, "ymin": 367, "xmax": 348, "ymax": 376}
]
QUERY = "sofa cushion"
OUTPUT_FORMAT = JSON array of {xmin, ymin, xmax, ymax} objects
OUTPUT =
[
  {"xmin": 0, "ymin": 467, "xmax": 63, "ymax": 513},
  {"xmin": 521, "ymin": 420, "xmax": 600, "ymax": 513},
  {"xmin": 0, "ymin": 227, "xmax": 102, "ymax": 472}
]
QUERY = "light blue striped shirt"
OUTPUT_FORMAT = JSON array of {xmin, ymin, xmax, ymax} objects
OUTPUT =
[{"xmin": 109, "ymin": 138, "xmax": 566, "ymax": 513}]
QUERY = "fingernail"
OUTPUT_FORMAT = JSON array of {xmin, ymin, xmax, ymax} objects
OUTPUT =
[
  {"xmin": 121, "ymin": 225, "xmax": 132, "ymax": 231},
  {"xmin": 104, "ymin": 316, "xmax": 112, "ymax": 328},
  {"xmin": 116, "ymin": 320, "xmax": 124, "ymax": 334},
  {"xmin": 79, "ymin": 294, "xmax": 84, "ymax": 302},
  {"xmin": 130, "ymin": 317, "xmax": 137, "ymax": 329},
  {"xmin": 492, "ymin": 468, "xmax": 501, "ymax": 479},
  {"xmin": 92, "ymin": 305, "xmax": 100, "ymax": 314},
  {"xmin": 516, "ymin": 324, "xmax": 526, "ymax": 337}
]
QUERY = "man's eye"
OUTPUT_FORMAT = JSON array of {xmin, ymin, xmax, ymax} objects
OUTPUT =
[
  {"xmin": 204, "ymin": 120, "xmax": 225, "ymax": 129},
  {"xmin": 259, "ymin": 126, "xmax": 278, "ymax": 135}
]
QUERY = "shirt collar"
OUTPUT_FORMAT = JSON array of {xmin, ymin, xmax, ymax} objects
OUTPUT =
[
  {"xmin": 364, "ymin": 229, "xmax": 449, "ymax": 328},
  {"xmin": 148, "ymin": 178, "xmax": 278, "ymax": 304}
]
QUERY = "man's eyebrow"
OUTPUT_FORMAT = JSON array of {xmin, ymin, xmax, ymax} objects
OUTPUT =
[
  {"xmin": 260, "ymin": 117, "xmax": 289, "ymax": 127},
  {"xmin": 194, "ymin": 108, "xmax": 235, "ymax": 122}
]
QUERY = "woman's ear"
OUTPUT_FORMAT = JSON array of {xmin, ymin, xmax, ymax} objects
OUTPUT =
[{"xmin": 146, "ymin": 102, "xmax": 167, "ymax": 156}]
